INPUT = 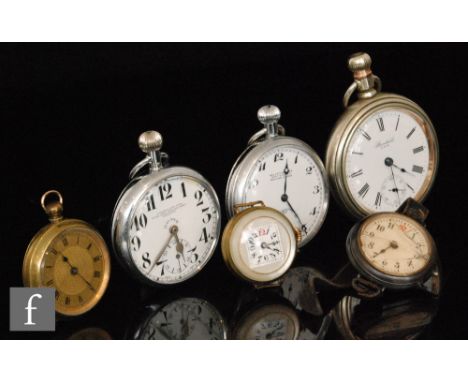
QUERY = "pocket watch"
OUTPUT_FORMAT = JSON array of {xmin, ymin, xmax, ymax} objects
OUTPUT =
[
  {"xmin": 346, "ymin": 198, "xmax": 438, "ymax": 296},
  {"xmin": 226, "ymin": 105, "xmax": 329, "ymax": 247},
  {"xmin": 23, "ymin": 190, "xmax": 111, "ymax": 316},
  {"xmin": 128, "ymin": 297, "xmax": 227, "ymax": 340},
  {"xmin": 325, "ymin": 52, "xmax": 439, "ymax": 218},
  {"xmin": 221, "ymin": 201, "xmax": 299, "ymax": 284},
  {"xmin": 112, "ymin": 131, "xmax": 221, "ymax": 286}
]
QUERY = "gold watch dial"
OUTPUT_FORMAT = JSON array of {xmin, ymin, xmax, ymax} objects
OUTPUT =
[
  {"xmin": 39, "ymin": 227, "xmax": 110, "ymax": 316},
  {"xmin": 358, "ymin": 213, "xmax": 432, "ymax": 277}
]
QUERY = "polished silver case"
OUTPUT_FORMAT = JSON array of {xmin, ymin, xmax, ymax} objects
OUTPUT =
[
  {"xmin": 345, "ymin": 212, "xmax": 437, "ymax": 290},
  {"xmin": 111, "ymin": 165, "xmax": 222, "ymax": 286},
  {"xmin": 226, "ymin": 134, "xmax": 329, "ymax": 248}
]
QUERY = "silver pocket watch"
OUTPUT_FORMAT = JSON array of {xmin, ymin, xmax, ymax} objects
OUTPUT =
[
  {"xmin": 326, "ymin": 52, "xmax": 439, "ymax": 219},
  {"xmin": 226, "ymin": 105, "xmax": 329, "ymax": 247},
  {"xmin": 111, "ymin": 131, "xmax": 222, "ymax": 286}
]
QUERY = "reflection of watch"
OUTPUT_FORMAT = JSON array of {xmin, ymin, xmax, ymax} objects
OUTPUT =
[
  {"xmin": 127, "ymin": 297, "xmax": 228, "ymax": 340},
  {"xmin": 346, "ymin": 198, "xmax": 439, "ymax": 298},
  {"xmin": 232, "ymin": 302, "xmax": 301, "ymax": 340},
  {"xmin": 334, "ymin": 289, "xmax": 440, "ymax": 340}
]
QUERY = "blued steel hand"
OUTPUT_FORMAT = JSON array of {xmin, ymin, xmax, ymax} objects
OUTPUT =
[
  {"xmin": 392, "ymin": 163, "xmax": 415, "ymax": 177},
  {"xmin": 283, "ymin": 160, "xmax": 290, "ymax": 194}
]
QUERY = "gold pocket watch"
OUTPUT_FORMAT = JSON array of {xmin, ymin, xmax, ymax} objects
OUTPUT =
[
  {"xmin": 23, "ymin": 190, "xmax": 111, "ymax": 316},
  {"xmin": 326, "ymin": 52, "xmax": 439, "ymax": 218},
  {"xmin": 346, "ymin": 198, "xmax": 438, "ymax": 297},
  {"xmin": 221, "ymin": 201, "xmax": 299, "ymax": 285}
]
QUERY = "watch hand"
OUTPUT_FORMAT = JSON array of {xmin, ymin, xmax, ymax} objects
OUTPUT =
[
  {"xmin": 389, "ymin": 166, "xmax": 401, "ymax": 205},
  {"xmin": 388, "ymin": 188, "xmax": 405, "ymax": 192},
  {"xmin": 372, "ymin": 241, "xmax": 398, "ymax": 258},
  {"xmin": 392, "ymin": 163, "xmax": 415, "ymax": 177},
  {"xmin": 384, "ymin": 157, "xmax": 401, "ymax": 205},
  {"xmin": 61, "ymin": 255, "xmax": 95, "ymax": 292},
  {"xmin": 172, "ymin": 230, "xmax": 186, "ymax": 262},
  {"xmin": 146, "ymin": 225, "xmax": 178, "ymax": 275},
  {"xmin": 283, "ymin": 160, "xmax": 290, "ymax": 194},
  {"xmin": 285, "ymin": 199, "xmax": 305, "ymax": 233}
]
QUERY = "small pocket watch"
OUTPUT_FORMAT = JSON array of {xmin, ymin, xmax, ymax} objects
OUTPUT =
[
  {"xmin": 226, "ymin": 105, "xmax": 329, "ymax": 247},
  {"xmin": 325, "ymin": 52, "xmax": 439, "ymax": 219},
  {"xmin": 221, "ymin": 201, "xmax": 299, "ymax": 284},
  {"xmin": 112, "ymin": 131, "xmax": 221, "ymax": 286},
  {"xmin": 346, "ymin": 198, "xmax": 438, "ymax": 296},
  {"xmin": 23, "ymin": 190, "xmax": 111, "ymax": 316}
]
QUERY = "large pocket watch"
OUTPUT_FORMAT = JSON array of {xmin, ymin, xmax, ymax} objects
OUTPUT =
[
  {"xmin": 346, "ymin": 198, "xmax": 438, "ymax": 296},
  {"xmin": 112, "ymin": 131, "xmax": 221, "ymax": 286},
  {"xmin": 226, "ymin": 105, "xmax": 329, "ymax": 247},
  {"xmin": 127, "ymin": 297, "xmax": 227, "ymax": 340},
  {"xmin": 23, "ymin": 190, "xmax": 111, "ymax": 316},
  {"xmin": 325, "ymin": 52, "xmax": 439, "ymax": 218},
  {"xmin": 221, "ymin": 201, "xmax": 299, "ymax": 285}
]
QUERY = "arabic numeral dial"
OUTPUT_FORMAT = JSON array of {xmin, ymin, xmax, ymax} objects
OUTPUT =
[
  {"xmin": 129, "ymin": 175, "xmax": 220, "ymax": 284},
  {"xmin": 242, "ymin": 146, "xmax": 327, "ymax": 244}
]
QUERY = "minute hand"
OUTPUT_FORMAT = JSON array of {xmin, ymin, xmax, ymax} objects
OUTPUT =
[{"xmin": 285, "ymin": 199, "xmax": 306, "ymax": 234}]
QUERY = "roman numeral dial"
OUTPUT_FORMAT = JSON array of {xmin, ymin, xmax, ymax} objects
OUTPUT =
[
  {"xmin": 40, "ymin": 228, "xmax": 110, "ymax": 316},
  {"xmin": 344, "ymin": 109, "xmax": 435, "ymax": 214}
]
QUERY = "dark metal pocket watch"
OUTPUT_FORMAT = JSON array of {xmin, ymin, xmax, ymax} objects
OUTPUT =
[{"xmin": 346, "ymin": 198, "xmax": 438, "ymax": 296}]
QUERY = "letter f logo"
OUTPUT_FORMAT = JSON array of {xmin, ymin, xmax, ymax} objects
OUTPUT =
[{"xmin": 25, "ymin": 293, "xmax": 42, "ymax": 325}]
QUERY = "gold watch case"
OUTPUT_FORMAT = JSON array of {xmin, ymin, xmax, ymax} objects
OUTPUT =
[
  {"xmin": 221, "ymin": 201, "xmax": 300, "ymax": 284},
  {"xmin": 22, "ymin": 190, "xmax": 111, "ymax": 316},
  {"xmin": 325, "ymin": 53, "xmax": 439, "ymax": 219}
]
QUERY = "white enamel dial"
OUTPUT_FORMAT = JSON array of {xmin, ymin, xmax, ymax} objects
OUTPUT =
[
  {"xmin": 245, "ymin": 222, "xmax": 284, "ymax": 269},
  {"xmin": 358, "ymin": 213, "xmax": 432, "ymax": 277},
  {"xmin": 345, "ymin": 109, "xmax": 434, "ymax": 212},
  {"xmin": 128, "ymin": 175, "xmax": 220, "ymax": 284},
  {"xmin": 242, "ymin": 146, "xmax": 327, "ymax": 244},
  {"xmin": 139, "ymin": 298, "xmax": 226, "ymax": 340}
]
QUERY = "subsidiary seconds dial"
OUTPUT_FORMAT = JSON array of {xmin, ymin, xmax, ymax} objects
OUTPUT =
[
  {"xmin": 129, "ymin": 175, "xmax": 219, "ymax": 284},
  {"xmin": 243, "ymin": 147, "xmax": 327, "ymax": 243}
]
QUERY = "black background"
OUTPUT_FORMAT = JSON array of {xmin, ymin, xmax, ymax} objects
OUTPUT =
[{"xmin": 2, "ymin": 44, "xmax": 467, "ymax": 339}]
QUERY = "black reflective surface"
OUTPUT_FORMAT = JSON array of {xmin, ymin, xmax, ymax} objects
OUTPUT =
[
  {"xmin": 2, "ymin": 44, "xmax": 467, "ymax": 339},
  {"xmin": 5, "ymin": 261, "xmax": 440, "ymax": 340}
]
